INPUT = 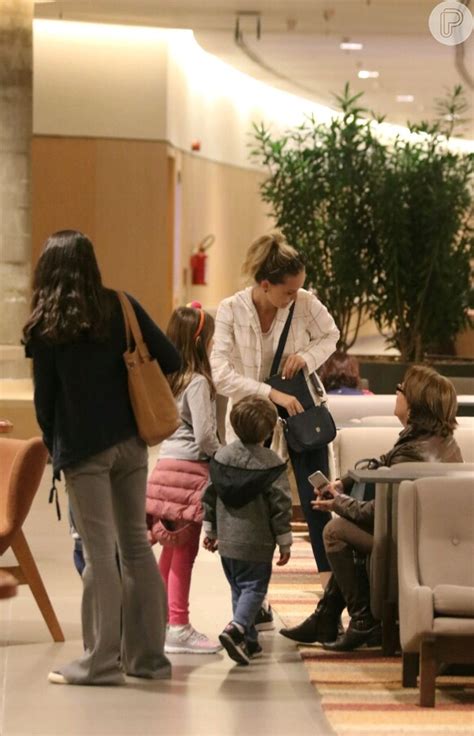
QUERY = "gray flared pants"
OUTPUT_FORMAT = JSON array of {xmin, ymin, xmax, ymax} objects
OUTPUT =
[{"xmin": 62, "ymin": 436, "xmax": 170, "ymax": 685}]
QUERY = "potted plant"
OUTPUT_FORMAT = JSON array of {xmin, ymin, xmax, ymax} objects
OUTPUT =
[
  {"xmin": 251, "ymin": 86, "xmax": 473, "ymax": 365},
  {"xmin": 250, "ymin": 85, "xmax": 385, "ymax": 350}
]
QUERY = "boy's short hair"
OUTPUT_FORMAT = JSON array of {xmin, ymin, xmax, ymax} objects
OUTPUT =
[{"xmin": 230, "ymin": 396, "xmax": 278, "ymax": 444}]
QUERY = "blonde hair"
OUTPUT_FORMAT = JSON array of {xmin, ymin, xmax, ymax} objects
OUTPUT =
[
  {"xmin": 241, "ymin": 231, "xmax": 304, "ymax": 284},
  {"xmin": 403, "ymin": 365, "xmax": 458, "ymax": 436},
  {"xmin": 230, "ymin": 396, "xmax": 278, "ymax": 444}
]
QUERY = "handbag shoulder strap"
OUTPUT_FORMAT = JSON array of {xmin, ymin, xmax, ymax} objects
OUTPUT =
[
  {"xmin": 117, "ymin": 292, "xmax": 151, "ymax": 360},
  {"xmin": 269, "ymin": 301, "xmax": 296, "ymax": 377}
]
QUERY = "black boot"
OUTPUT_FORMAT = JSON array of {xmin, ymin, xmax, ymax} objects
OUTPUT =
[
  {"xmin": 323, "ymin": 551, "xmax": 381, "ymax": 652},
  {"xmin": 279, "ymin": 575, "xmax": 345, "ymax": 644}
]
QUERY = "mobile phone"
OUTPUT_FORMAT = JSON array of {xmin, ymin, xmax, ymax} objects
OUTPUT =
[{"xmin": 308, "ymin": 470, "xmax": 330, "ymax": 490}]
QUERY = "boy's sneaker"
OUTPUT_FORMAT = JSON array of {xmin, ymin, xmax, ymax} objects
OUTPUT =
[
  {"xmin": 219, "ymin": 623, "xmax": 250, "ymax": 666},
  {"xmin": 255, "ymin": 604, "xmax": 275, "ymax": 631},
  {"xmin": 165, "ymin": 624, "xmax": 222, "ymax": 654},
  {"xmin": 246, "ymin": 640, "xmax": 263, "ymax": 659}
]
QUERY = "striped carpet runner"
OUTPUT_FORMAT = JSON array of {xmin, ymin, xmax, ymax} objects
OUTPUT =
[{"xmin": 268, "ymin": 535, "xmax": 474, "ymax": 735}]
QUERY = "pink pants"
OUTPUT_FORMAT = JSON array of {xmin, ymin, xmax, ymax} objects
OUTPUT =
[{"xmin": 158, "ymin": 523, "xmax": 201, "ymax": 625}]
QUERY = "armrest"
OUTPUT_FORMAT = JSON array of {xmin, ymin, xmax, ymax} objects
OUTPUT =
[{"xmin": 398, "ymin": 481, "xmax": 434, "ymax": 651}]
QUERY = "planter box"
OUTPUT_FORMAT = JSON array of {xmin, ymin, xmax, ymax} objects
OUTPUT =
[{"xmin": 357, "ymin": 357, "xmax": 474, "ymax": 396}]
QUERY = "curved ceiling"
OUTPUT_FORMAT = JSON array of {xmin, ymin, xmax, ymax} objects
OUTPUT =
[{"xmin": 35, "ymin": 0, "xmax": 474, "ymax": 132}]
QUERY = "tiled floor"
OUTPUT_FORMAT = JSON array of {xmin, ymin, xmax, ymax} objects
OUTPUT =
[{"xmin": 0, "ymin": 457, "xmax": 334, "ymax": 736}]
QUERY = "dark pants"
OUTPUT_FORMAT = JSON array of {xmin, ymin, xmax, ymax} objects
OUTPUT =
[
  {"xmin": 289, "ymin": 446, "xmax": 331, "ymax": 572},
  {"xmin": 221, "ymin": 557, "xmax": 272, "ymax": 644}
]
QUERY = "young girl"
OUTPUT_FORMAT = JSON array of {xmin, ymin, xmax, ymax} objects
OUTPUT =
[{"xmin": 146, "ymin": 303, "xmax": 222, "ymax": 654}]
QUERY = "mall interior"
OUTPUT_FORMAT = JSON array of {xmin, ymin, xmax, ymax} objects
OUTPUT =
[{"xmin": 0, "ymin": 1, "xmax": 474, "ymax": 735}]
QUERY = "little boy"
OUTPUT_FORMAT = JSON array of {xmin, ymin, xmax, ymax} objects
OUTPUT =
[{"xmin": 202, "ymin": 396, "xmax": 292, "ymax": 665}]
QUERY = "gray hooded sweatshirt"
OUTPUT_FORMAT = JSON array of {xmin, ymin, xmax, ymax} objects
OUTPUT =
[{"xmin": 202, "ymin": 440, "xmax": 293, "ymax": 563}]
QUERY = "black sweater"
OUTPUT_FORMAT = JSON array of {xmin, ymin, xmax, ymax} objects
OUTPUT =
[{"xmin": 25, "ymin": 290, "xmax": 181, "ymax": 474}]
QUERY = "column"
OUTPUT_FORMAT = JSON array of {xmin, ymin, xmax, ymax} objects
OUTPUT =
[{"xmin": 0, "ymin": 0, "xmax": 34, "ymax": 377}]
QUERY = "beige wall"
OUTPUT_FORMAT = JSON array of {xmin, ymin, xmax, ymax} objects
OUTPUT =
[
  {"xmin": 32, "ymin": 136, "xmax": 173, "ymax": 327},
  {"xmin": 179, "ymin": 152, "xmax": 272, "ymax": 309},
  {"xmin": 31, "ymin": 136, "xmax": 272, "ymax": 328},
  {"xmin": 34, "ymin": 21, "xmax": 168, "ymax": 141}
]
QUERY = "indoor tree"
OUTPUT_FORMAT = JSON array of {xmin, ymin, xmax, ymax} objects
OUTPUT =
[
  {"xmin": 251, "ymin": 86, "xmax": 473, "ymax": 361},
  {"xmin": 369, "ymin": 87, "xmax": 473, "ymax": 361},
  {"xmin": 250, "ymin": 85, "xmax": 385, "ymax": 350}
]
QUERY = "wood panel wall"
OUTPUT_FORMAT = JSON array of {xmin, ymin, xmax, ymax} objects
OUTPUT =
[{"xmin": 32, "ymin": 136, "xmax": 173, "ymax": 328}]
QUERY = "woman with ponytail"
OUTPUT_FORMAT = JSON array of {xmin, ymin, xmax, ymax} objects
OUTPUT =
[{"xmin": 211, "ymin": 232, "xmax": 339, "ymax": 597}]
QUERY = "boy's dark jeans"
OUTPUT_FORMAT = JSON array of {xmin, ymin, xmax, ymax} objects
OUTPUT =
[{"xmin": 221, "ymin": 557, "xmax": 272, "ymax": 644}]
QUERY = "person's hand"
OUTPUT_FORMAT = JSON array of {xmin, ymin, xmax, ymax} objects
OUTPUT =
[
  {"xmin": 281, "ymin": 354, "xmax": 306, "ymax": 380},
  {"xmin": 314, "ymin": 480, "xmax": 343, "ymax": 500},
  {"xmin": 312, "ymin": 497, "xmax": 336, "ymax": 512},
  {"xmin": 311, "ymin": 480, "xmax": 343, "ymax": 513},
  {"xmin": 276, "ymin": 550, "xmax": 291, "ymax": 566},
  {"xmin": 203, "ymin": 536, "xmax": 218, "ymax": 552},
  {"xmin": 270, "ymin": 389, "xmax": 304, "ymax": 416}
]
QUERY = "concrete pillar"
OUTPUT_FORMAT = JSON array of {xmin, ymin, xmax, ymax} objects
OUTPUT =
[{"xmin": 0, "ymin": 0, "xmax": 34, "ymax": 377}]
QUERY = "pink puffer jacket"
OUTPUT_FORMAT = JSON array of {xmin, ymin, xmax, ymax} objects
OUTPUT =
[{"xmin": 146, "ymin": 458, "xmax": 209, "ymax": 546}]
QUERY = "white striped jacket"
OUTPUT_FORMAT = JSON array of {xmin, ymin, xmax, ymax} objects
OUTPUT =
[{"xmin": 211, "ymin": 286, "xmax": 339, "ymax": 448}]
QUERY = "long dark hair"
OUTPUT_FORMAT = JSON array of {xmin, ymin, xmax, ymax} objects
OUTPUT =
[
  {"xmin": 166, "ymin": 306, "xmax": 216, "ymax": 399},
  {"xmin": 23, "ymin": 230, "xmax": 109, "ymax": 344}
]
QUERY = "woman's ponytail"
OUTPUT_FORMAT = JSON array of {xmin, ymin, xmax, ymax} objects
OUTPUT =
[{"xmin": 242, "ymin": 231, "xmax": 304, "ymax": 284}]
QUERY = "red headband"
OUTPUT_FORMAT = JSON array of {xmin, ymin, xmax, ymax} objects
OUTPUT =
[
  {"xmin": 194, "ymin": 309, "xmax": 205, "ymax": 340},
  {"xmin": 186, "ymin": 301, "xmax": 205, "ymax": 340}
]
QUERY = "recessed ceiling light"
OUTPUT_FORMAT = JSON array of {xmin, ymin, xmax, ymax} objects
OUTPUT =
[
  {"xmin": 396, "ymin": 95, "xmax": 415, "ymax": 102},
  {"xmin": 340, "ymin": 41, "xmax": 364, "ymax": 51},
  {"xmin": 358, "ymin": 70, "xmax": 379, "ymax": 79}
]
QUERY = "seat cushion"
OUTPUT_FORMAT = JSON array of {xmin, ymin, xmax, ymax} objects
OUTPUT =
[
  {"xmin": 433, "ymin": 584, "xmax": 474, "ymax": 617},
  {"xmin": 433, "ymin": 617, "xmax": 474, "ymax": 636}
]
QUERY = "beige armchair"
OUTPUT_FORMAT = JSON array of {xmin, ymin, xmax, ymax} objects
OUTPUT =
[
  {"xmin": 370, "ymin": 461, "xmax": 474, "ymax": 655},
  {"xmin": 398, "ymin": 477, "xmax": 474, "ymax": 707}
]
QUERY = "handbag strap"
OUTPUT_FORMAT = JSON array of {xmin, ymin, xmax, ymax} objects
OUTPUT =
[
  {"xmin": 117, "ymin": 292, "xmax": 151, "ymax": 360},
  {"xmin": 269, "ymin": 302, "xmax": 296, "ymax": 377}
]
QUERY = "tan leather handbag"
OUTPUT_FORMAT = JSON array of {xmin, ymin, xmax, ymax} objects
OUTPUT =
[{"xmin": 118, "ymin": 292, "xmax": 180, "ymax": 446}]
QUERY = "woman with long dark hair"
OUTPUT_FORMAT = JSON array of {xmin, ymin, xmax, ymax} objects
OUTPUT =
[{"xmin": 24, "ymin": 230, "xmax": 181, "ymax": 686}]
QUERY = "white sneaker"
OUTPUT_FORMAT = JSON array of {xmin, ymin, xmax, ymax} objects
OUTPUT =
[
  {"xmin": 48, "ymin": 671, "xmax": 68, "ymax": 684},
  {"xmin": 165, "ymin": 624, "xmax": 222, "ymax": 654}
]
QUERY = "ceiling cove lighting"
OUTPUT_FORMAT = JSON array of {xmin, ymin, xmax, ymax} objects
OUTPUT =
[
  {"xmin": 33, "ymin": 20, "xmax": 474, "ymax": 154},
  {"xmin": 340, "ymin": 41, "xmax": 363, "ymax": 50},
  {"xmin": 358, "ymin": 70, "xmax": 379, "ymax": 79},
  {"xmin": 396, "ymin": 95, "xmax": 415, "ymax": 102}
]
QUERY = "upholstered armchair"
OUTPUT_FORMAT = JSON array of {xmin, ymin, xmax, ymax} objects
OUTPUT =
[{"xmin": 398, "ymin": 476, "xmax": 474, "ymax": 707}]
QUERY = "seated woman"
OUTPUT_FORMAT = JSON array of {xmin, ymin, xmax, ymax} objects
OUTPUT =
[
  {"xmin": 280, "ymin": 365, "xmax": 462, "ymax": 651},
  {"xmin": 318, "ymin": 351, "xmax": 372, "ymax": 395}
]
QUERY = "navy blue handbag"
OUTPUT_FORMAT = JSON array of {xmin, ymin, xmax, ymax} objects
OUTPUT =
[{"xmin": 265, "ymin": 303, "xmax": 336, "ymax": 453}]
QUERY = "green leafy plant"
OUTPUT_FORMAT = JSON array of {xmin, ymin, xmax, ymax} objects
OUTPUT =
[
  {"xmin": 250, "ymin": 84, "xmax": 386, "ymax": 350},
  {"xmin": 250, "ymin": 86, "xmax": 473, "ymax": 360},
  {"xmin": 370, "ymin": 88, "xmax": 473, "ymax": 361}
]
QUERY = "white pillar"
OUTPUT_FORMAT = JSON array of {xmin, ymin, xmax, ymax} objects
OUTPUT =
[{"xmin": 0, "ymin": 0, "xmax": 34, "ymax": 377}]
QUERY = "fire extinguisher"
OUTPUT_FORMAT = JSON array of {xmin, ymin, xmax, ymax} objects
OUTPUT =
[{"xmin": 190, "ymin": 234, "xmax": 215, "ymax": 285}]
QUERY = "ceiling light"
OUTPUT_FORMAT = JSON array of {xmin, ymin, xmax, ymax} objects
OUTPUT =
[
  {"xmin": 358, "ymin": 70, "xmax": 379, "ymax": 79},
  {"xmin": 340, "ymin": 41, "xmax": 363, "ymax": 50},
  {"xmin": 396, "ymin": 95, "xmax": 415, "ymax": 102}
]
